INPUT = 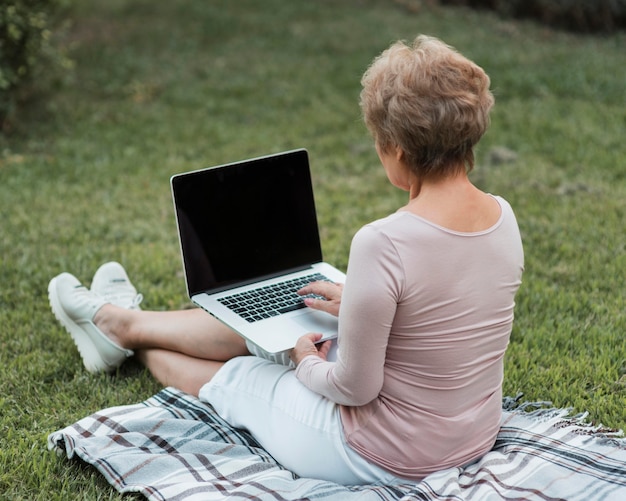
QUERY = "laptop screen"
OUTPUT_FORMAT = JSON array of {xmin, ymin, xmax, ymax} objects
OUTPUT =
[{"xmin": 171, "ymin": 149, "xmax": 323, "ymax": 296}]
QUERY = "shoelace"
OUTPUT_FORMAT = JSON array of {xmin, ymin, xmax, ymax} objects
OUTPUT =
[
  {"xmin": 129, "ymin": 293, "xmax": 143, "ymax": 309},
  {"xmin": 104, "ymin": 292, "xmax": 144, "ymax": 310}
]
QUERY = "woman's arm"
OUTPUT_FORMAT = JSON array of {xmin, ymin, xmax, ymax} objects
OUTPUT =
[{"xmin": 293, "ymin": 224, "xmax": 403, "ymax": 405}]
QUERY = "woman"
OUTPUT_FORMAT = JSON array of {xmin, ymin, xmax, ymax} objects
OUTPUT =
[{"xmin": 48, "ymin": 35, "xmax": 524, "ymax": 485}]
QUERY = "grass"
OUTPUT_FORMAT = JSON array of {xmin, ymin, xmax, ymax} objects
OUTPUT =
[{"xmin": 1, "ymin": 0, "xmax": 625, "ymax": 498}]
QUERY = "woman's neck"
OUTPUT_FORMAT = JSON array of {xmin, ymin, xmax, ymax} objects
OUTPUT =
[
  {"xmin": 402, "ymin": 173, "xmax": 501, "ymax": 232},
  {"xmin": 407, "ymin": 171, "xmax": 472, "ymax": 201}
]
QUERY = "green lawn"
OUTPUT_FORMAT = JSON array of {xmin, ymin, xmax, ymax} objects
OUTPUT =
[{"xmin": 1, "ymin": 0, "xmax": 625, "ymax": 498}]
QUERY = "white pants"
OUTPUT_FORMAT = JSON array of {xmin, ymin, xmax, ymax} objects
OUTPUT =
[{"xmin": 198, "ymin": 356, "xmax": 400, "ymax": 485}]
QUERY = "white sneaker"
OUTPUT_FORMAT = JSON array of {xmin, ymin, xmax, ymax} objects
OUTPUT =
[
  {"xmin": 48, "ymin": 272, "xmax": 134, "ymax": 373},
  {"xmin": 91, "ymin": 262, "xmax": 143, "ymax": 310}
]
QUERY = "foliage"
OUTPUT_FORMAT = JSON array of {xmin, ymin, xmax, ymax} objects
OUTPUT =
[
  {"xmin": 0, "ymin": 0, "xmax": 73, "ymax": 130},
  {"xmin": 439, "ymin": 0, "xmax": 626, "ymax": 32},
  {"xmin": 0, "ymin": 0, "xmax": 625, "ymax": 497}
]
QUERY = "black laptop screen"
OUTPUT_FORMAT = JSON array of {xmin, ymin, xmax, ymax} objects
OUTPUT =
[{"xmin": 172, "ymin": 149, "xmax": 323, "ymax": 296}]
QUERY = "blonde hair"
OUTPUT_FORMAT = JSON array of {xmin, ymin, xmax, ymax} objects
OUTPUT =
[{"xmin": 360, "ymin": 35, "xmax": 494, "ymax": 179}]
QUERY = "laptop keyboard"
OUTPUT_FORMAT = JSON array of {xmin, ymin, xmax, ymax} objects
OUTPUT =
[{"xmin": 217, "ymin": 273, "xmax": 330, "ymax": 323}]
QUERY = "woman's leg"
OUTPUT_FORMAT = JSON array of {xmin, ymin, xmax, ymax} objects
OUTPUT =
[
  {"xmin": 93, "ymin": 306, "xmax": 251, "ymax": 395},
  {"xmin": 49, "ymin": 269, "xmax": 250, "ymax": 380},
  {"xmin": 94, "ymin": 305, "xmax": 250, "ymax": 361},
  {"xmin": 137, "ymin": 349, "xmax": 226, "ymax": 396}
]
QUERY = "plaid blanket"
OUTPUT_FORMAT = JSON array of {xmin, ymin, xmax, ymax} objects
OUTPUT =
[{"xmin": 48, "ymin": 387, "xmax": 626, "ymax": 500}]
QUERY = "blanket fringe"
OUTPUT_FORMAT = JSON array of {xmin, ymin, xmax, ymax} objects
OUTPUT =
[{"xmin": 503, "ymin": 393, "xmax": 626, "ymax": 449}]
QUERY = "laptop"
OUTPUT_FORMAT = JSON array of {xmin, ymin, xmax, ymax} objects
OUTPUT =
[{"xmin": 171, "ymin": 149, "xmax": 346, "ymax": 354}]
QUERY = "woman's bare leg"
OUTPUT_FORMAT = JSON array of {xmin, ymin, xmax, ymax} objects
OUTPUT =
[
  {"xmin": 93, "ymin": 305, "xmax": 250, "ymax": 361},
  {"xmin": 92, "ymin": 306, "xmax": 249, "ymax": 395},
  {"xmin": 136, "ymin": 349, "xmax": 225, "ymax": 396}
]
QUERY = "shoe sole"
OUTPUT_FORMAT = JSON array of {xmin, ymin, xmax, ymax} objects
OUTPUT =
[{"xmin": 48, "ymin": 276, "xmax": 113, "ymax": 373}]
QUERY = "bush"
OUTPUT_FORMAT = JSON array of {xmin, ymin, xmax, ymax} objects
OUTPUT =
[
  {"xmin": 0, "ymin": 0, "xmax": 73, "ymax": 131},
  {"xmin": 439, "ymin": 0, "xmax": 626, "ymax": 32}
]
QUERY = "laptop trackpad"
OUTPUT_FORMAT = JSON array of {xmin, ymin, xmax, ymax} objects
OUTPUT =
[{"xmin": 290, "ymin": 310, "xmax": 338, "ymax": 338}]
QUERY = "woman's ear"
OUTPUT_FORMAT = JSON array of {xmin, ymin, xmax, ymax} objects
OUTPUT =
[{"xmin": 394, "ymin": 145, "xmax": 405, "ymax": 161}]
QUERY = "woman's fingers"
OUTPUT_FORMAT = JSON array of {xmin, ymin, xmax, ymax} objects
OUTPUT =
[
  {"xmin": 298, "ymin": 281, "xmax": 342, "ymax": 299},
  {"xmin": 290, "ymin": 332, "xmax": 326, "ymax": 365},
  {"xmin": 298, "ymin": 281, "xmax": 343, "ymax": 317}
]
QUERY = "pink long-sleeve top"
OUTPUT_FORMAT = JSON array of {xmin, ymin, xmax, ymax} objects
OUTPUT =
[{"xmin": 295, "ymin": 195, "xmax": 524, "ymax": 480}]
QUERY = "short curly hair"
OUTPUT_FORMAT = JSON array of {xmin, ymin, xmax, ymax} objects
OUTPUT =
[{"xmin": 360, "ymin": 35, "xmax": 494, "ymax": 179}]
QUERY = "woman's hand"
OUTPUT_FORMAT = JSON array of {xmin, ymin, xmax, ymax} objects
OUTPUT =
[
  {"xmin": 297, "ymin": 281, "xmax": 344, "ymax": 317},
  {"xmin": 290, "ymin": 332, "xmax": 332, "ymax": 366}
]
